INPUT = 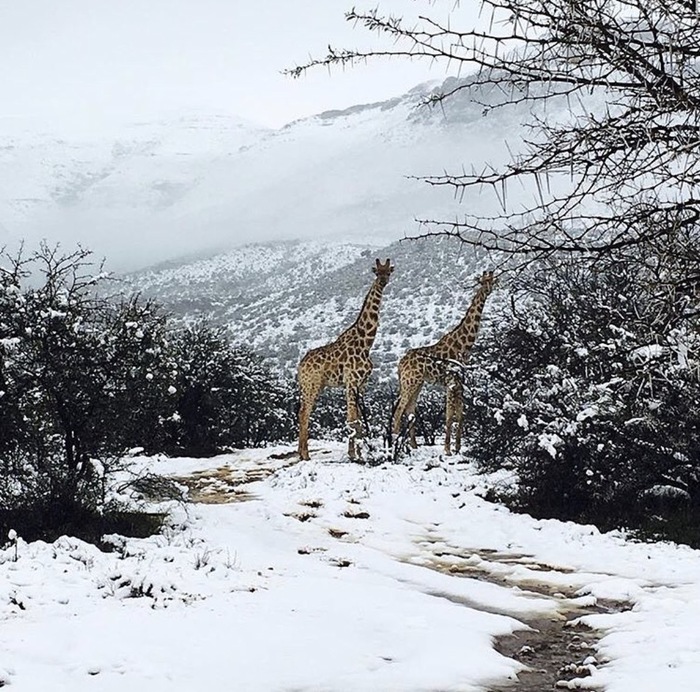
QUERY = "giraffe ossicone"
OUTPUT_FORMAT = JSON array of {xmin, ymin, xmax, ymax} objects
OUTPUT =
[
  {"xmin": 297, "ymin": 258, "xmax": 394, "ymax": 461},
  {"xmin": 392, "ymin": 270, "xmax": 496, "ymax": 455}
]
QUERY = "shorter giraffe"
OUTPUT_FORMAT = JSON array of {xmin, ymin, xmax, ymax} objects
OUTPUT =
[
  {"xmin": 392, "ymin": 270, "xmax": 496, "ymax": 455},
  {"xmin": 298, "ymin": 259, "xmax": 394, "ymax": 461}
]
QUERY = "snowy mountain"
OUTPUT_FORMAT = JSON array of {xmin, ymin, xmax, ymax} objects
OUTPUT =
[
  {"xmin": 0, "ymin": 76, "xmax": 562, "ymax": 272},
  {"xmin": 123, "ymin": 235, "xmax": 502, "ymax": 375},
  {"xmin": 0, "ymin": 113, "xmax": 267, "ymax": 269}
]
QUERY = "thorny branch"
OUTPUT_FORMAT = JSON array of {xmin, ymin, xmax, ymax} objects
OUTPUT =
[{"xmin": 287, "ymin": 0, "xmax": 700, "ymax": 298}]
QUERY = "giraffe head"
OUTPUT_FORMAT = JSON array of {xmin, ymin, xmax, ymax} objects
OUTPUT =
[
  {"xmin": 478, "ymin": 270, "xmax": 496, "ymax": 295},
  {"xmin": 372, "ymin": 258, "xmax": 394, "ymax": 287}
]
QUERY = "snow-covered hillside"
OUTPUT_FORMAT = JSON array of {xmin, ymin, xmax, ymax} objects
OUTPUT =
[
  {"xmin": 123, "ymin": 236, "xmax": 501, "ymax": 374},
  {"xmin": 0, "ymin": 113, "xmax": 267, "ymax": 268},
  {"xmin": 0, "ymin": 76, "xmax": 563, "ymax": 272}
]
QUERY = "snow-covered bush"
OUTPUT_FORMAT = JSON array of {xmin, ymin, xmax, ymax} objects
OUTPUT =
[
  {"xmin": 0, "ymin": 245, "xmax": 299, "ymax": 540},
  {"xmin": 464, "ymin": 257, "xmax": 700, "ymax": 543},
  {"xmin": 406, "ymin": 385, "xmax": 449, "ymax": 447},
  {"xmin": 166, "ymin": 322, "xmax": 294, "ymax": 455},
  {"xmin": 306, "ymin": 387, "xmax": 347, "ymax": 441},
  {"xmin": 0, "ymin": 245, "xmax": 179, "ymax": 540}
]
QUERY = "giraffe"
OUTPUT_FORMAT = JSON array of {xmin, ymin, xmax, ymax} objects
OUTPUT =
[
  {"xmin": 297, "ymin": 258, "xmax": 394, "ymax": 461},
  {"xmin": 392, "ymin": 270, "xmax": 496, "ymax": 455}
]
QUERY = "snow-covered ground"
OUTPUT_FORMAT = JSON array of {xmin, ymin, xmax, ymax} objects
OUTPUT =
[{"xmin": 2, "ymin": 443, "xmax": 700, "ymax": 691}]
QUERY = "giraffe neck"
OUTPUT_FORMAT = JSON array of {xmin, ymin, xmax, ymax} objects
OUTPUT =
[
  {"xmin": 435, "ymin": 287, "xmax": 489, "ymax": 358},
  {"xmin": 340, "ymin": 279, "xmax": 386, "ymax": 351}
]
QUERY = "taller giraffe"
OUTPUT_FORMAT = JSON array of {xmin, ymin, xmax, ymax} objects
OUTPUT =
[
  {"xmin": 298, "ymin": 258, "xmax": 394, "ymax": 461},
  {"xmin": 392, "ymin": 271, "xmax": 496, "ymax": 455}
]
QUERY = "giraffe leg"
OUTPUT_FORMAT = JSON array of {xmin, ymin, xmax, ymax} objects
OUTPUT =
[
  {"xmin": 392, "ymin": 382, "xmax": 422, "ymax": 449},
  {"xmin": 392, "ymin": 358, "xmax": 413, "ymax": 436},
  {"xmin": 444, "ymin": 389, "xmax": 454, "ymax": 456},
  {"xmin": 346, "ymin": 383, "xmax": 363, "ymax": 461},
  {"xmin": 444, "ymin": 379, "xmax": 464, "ymax": 455},
  {"xmin": 391, "ymin": 396, "xmax": 406, "ymax": 437},
  {"xmin": 298, "ymin": 379, "xmax": 322, "ymax": 461},
  {"xmin": 405, "ymin": 391, "xmax": 421, "ymax": 448},
  {"xmin": 454, "ymin": 392, "xmax": 464, "ymax": 454}
]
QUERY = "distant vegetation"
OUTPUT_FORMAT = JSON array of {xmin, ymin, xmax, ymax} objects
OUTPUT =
[{"xmin": 0, "ymin": 245, "xmax": 295, "ymax": 542}]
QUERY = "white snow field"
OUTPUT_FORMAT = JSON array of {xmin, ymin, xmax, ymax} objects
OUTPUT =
[{"xmin": 2, "ymin": 443, "xmax": 700, "ymax": 691}]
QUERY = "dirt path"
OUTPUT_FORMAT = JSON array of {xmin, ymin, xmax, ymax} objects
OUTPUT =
[
  {"xmin": 171, "ymin": 450, "xmax": 304, "ymax": 503},
  {"xmin": 411, "ymin": 539, "xmax": 626, "ymax": 691},
  {"xmin": 175, "ymin": 459, "xmax": 624, "ymax": 690}
]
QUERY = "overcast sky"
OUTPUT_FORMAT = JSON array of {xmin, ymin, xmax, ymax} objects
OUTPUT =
[{"xmin": 0, "ymin": 0, "xmax": 459, "ymax": 130}]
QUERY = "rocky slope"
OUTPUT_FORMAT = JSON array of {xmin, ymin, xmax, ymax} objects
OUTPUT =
[{"xmin": 124, "ymin": 236, "xmax": 505, "ymax": 375}]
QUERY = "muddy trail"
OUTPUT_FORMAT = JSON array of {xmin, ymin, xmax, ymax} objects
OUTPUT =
[
  {"xmin": 171, "ymin": 449, "xmax": 307, "ymax": 504},
  {"xmin": 175, "ymin": 457, "xmax": 626, "ymax": 691},
  {"xmin": 412, "ymin": 537, "xmax": 627, "ymax": 691}
]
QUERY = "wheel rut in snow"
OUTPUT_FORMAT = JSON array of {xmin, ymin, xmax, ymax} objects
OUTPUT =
[{"xmin": 408, "ymin": 538, "xmax": 628, "ymax": 691}]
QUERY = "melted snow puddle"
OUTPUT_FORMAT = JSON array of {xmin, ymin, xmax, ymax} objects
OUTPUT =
[{"xmin": 406, "ymin": 535, "xmax": 629, "ymax": 691}]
